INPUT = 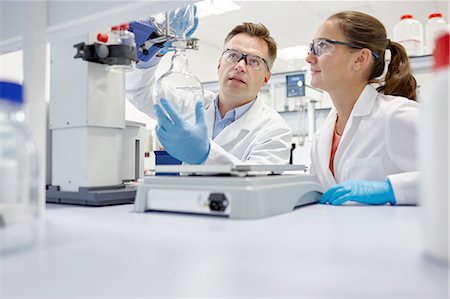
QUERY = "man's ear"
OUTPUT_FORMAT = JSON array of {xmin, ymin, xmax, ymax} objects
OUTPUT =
[{"xmin": 262, "ymin": 71, "xmax": 272, "ymax": 86}]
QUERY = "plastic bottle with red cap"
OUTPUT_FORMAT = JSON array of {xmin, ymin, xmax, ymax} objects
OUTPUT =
[
  {"xmin": 420, "ymin": 33, "xmax": 449, "ymax": 264},
  {"xmin": 392, "ymin": 14, "xmax": 424, "ymax": 56},
  {"xmin": 425, "ymin": 13, "xmax": 448, "ymax": 55}
]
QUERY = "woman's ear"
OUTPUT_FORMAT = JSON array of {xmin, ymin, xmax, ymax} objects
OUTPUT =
[{"xmin": 352, "ymin": 48, "xmax": 372, "ymax": 72}]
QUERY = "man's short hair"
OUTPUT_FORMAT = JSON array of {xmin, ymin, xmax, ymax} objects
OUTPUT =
[{"xmin": 224, "ymin": 22, "xmax": 277, "ymax": 70}]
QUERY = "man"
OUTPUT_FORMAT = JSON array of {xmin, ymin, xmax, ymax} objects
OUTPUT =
[{"xmin": 127, "ymin": 22, "xmax": 292, "ymax": 165}]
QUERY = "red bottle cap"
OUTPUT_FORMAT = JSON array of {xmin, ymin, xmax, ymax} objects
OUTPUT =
[
  {"xmin": 120, "ymin": 23, "xmax": 130, "ymax": 30},
  {"xmin": 400, "ymin": 14, "xmax": 414, "ymax": 20},
  {"xmin": 111, "ymin": 25, "xmax": 120, "ymax": 31},
  {"xmin": 429, "ymin": 13, "xmax": 443, "ymax": 19},
  {"xmin": 97, "ymin": 33, "xmax": 108, "ymax": 43},
  {"xmin": 433, "ymin": 33, "xmax": 449, "ymax": 70}
]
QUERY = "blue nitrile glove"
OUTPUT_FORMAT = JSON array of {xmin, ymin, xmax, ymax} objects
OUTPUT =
[
  {"xmin": 159, "ymin": 5, "xmax": 199, "ymax": 55},
  {"xmin": 154, "ymin": 98, "xmax": 210, "ymax": 165},
  {"xmin": 129, "ymin": 5, "xmax": 199, "ymax": 68},
  {"xmin": 129, "ymin": 19, "xmax": 165, "ymax": 69},
  {"xmin": 320, "ymin": 178, "xmax": 396, "ymax": 205}
]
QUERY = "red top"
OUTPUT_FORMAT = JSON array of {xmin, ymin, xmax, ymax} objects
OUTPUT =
[
  {"xmin": 429, "ymin": 13, "xmax": 443, "ymax": 19},
  {"xmin": 400, "ymin": 14, "xmax": 414, "ymax": 20},
  {"xmin": 97, "ymin": 33, "xmax": 108, "ymax": 43},
  {"xmin": 434, "ymin": 34, "xmax": 449, "ymax": 70}
]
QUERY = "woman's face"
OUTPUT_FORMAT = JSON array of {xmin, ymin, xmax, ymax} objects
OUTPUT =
[{"xmin": 306, "ymin": 20, "xmax": 359, "ymax": 93}]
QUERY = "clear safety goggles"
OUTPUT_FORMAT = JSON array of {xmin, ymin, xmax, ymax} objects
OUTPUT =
[
  {"xmin": 309, "ymin": 38, "xmax": 379, "ymax": 59},
  {"xmin": 221, "ymin": 48, "xmax": 270, "ymax": 71}
]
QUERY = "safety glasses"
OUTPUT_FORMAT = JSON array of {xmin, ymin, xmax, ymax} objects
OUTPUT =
[
  {"xmin": 221, "ymin": 48, "xmax": 270, "ymax": 71},
  {"xmin": 309, "ymin": 38, "xmax": 380, "ymax": 59}
]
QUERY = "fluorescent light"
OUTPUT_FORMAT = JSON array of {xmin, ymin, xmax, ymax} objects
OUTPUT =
[
  {"xmin": 278, "ymin": 45, "xmax": 309, "ymax": 61},
  {"xmin": 196, "ymin": 0, "xmax": 241, "ymax": 18}
]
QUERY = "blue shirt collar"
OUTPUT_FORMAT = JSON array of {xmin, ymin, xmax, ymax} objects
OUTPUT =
[{"xmin": 214, "ymin": 97, "xmax": 256, "ymax": 122}]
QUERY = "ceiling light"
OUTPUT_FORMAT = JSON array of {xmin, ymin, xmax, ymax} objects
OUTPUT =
[
  {"xmin": 278, "ymin": 45, "xmax": 310, "ymax": 61},
  {"xmin": 196, "ymin": 0, "xmax": 241, "ymax": 18}
]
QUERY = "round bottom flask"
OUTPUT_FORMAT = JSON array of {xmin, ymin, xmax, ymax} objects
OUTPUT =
[{"xmin": 152, "ymin": 45, "xmax": 204, "ymax": 124}]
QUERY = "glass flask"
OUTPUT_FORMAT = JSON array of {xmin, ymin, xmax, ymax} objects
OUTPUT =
[
  {"xmin": 152, "ymin": 43, "xmax": 204, "ymax": 124},
  {"xmin": 0, "ymin": 81, "xmax": 39, "ymax": 255}
]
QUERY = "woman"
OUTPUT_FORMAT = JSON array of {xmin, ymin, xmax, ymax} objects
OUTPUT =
[{"xmin": 307, "ymin": 11, "xmax": 419, "ymax": 205}]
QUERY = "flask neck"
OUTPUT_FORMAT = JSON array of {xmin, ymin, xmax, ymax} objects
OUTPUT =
[{"xmin": 170, "ymin": 48, "xmax": 189, "ymax": 73}]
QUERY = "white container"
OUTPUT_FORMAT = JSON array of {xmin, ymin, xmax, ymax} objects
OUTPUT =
[
  {"xmin": 393, "ymin": 14, "xmax": 424, "ymax": 56},
  {"xmin": 420, "ymin": 33, "xmax": 449, "ymax": 264},
  {"xmin": 425, "ymin": 13, "xmax": 448, "ymax": 55}
]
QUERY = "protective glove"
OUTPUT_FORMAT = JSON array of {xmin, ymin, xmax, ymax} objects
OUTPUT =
[
  {"xmin": 154, "ymin": 98, "xmax": 210, "ymax": 165},
  {"xmin": 320, "ymin": 178, "xmax": 396, "ymax": 205},
  {"xmin": 129, "ymin": 19, "xmax": 165, "ymax": 68},
  {"xmin": 129, "ymin": 5, "xmax": 199, "ymax": 69}
]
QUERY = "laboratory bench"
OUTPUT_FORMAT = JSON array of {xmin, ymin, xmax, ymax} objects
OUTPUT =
[{"xmin": 2, "ymin": 203, "xmax": 448, "ymax": 298}]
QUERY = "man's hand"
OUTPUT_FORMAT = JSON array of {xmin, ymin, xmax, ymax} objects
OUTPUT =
[{"xmin": 154, "ymin": 98, "xmax": 210, "ymax": 165}]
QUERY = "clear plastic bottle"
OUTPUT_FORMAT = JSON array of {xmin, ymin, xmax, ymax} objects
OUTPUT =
[
  {"xmin": 425, "ymin": 13, "xmax": 448, "ymax": 55},
  {"xmin": 420, "ymin": 33, "xmax": 449, "ymax": 264},
  {"xmin": 393, "ymin": 14, "xmax": 424, "ymax": 56},
  {"xmin": 119, "ymin": 23, "xmax": 136, "ymax": 48},
  {"xmin": 152, "ymin": 42, "xmax": 204, "ymax": 125},
  {"xmin": 109, "ymin": 25, "xmax": 122, "ymax": 45},
  {"xmin": 0, "ymin": 81, "xmax": 39, "ymax": 254}
]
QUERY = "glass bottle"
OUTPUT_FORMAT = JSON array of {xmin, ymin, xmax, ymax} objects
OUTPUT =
[
  {"xmin": 0, "ymin": 81, "xmax": 39, "ymax": 254},
  {"xmin": 152, "ymin": 42, "xmax": 204, "ymax": 124}
]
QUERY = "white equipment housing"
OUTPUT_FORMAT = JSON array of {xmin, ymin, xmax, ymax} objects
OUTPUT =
[
  {"xmin": 134, "ymin": 165, "xmax": 323, "ymax": 219},
  {"xmin": 47, "ymin": 34, "xmax": 141, "ymax": 205}
]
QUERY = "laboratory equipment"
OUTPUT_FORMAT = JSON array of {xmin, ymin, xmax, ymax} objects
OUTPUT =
[
  {"xmin": 152, "ymin": 5, "xmax": 203, "ymax": 123},
  {"xmin": 134, "ymin": 165, "xmax": 323, "ymax": 219},
  {"xmin": 46, "ymin": 30, "xmax": 139, "ymax": 206},
  {"xmin": 393, "ymin": 14, "xmax": 424, "ymax": 56},
  {"xmin": 425, "ymin": 13, "xmax": 448, "ymax": 55},
  {"xmin": 46, "ymin": 5, "xmax": 200, "ymax": 206},
  {"xmin": 420, "ymin": 33, "xmax": 449, "ymax": 264},
  {"xmin": 0, "ymin": 81, "xmax": 39, "ymax": 254}
]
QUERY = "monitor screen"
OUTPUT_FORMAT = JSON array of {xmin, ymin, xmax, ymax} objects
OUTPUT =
[{"xmin": 286, "ymin": 73, "xmax": 305, "ymax": 97}]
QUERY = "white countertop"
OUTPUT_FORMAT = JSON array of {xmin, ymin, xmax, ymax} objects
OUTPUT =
[{"xmin": 2, "ymin": 204, "xmax": 448, "ymax": 298}]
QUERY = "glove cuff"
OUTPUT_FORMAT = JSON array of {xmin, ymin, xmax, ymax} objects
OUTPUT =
[
  {"xmin": 197, "ymin": 142, "xmax": 211, "ymax": 165},
  {"xmin": 384, "ymin": 178, "xmax": 397, "ymax": 205}
]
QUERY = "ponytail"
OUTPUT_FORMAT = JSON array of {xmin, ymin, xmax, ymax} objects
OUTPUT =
[{"xmin": 377, "ymin": 41, "xmax": 417, "ymax": 101}]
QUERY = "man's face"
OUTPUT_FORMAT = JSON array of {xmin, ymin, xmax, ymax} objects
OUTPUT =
[{"xmin": 218, "ymin": 33, "xmax": 272, "ymax": 107}]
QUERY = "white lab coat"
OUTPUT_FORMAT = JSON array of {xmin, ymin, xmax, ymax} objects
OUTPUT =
[
  {"xmin": 310, "ymin": 85, "xmax": 420, "ymax": 205},
  {"xmin": 126, "ymin": 67, "xmax": 292, "ymax": 165}
]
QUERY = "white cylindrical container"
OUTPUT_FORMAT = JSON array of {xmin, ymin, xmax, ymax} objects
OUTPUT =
[
  {"xmin": 393, "ymin": 14, "xmax": 424, "ymax": 56},
  {"xmin": 425, "ymin": 13, "xmax": 448, "ymax": 55},
  {"xmin": 0, "ymin": 81, "xmax": 39, "ymax": 254},
  {"xmin": 420, "ymin": 33, "xmax": 449, "ymax": 264}
]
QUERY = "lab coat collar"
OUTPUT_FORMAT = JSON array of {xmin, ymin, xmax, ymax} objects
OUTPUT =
[{"xmin": 350, "ymin": 84, "xmax": 378, "ymax": 117}]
